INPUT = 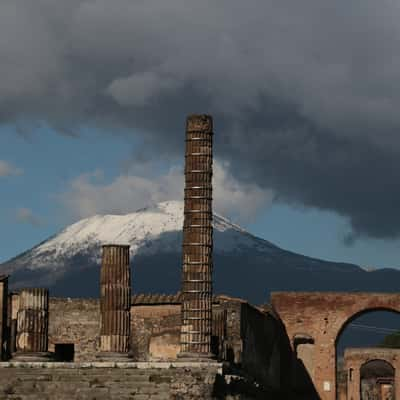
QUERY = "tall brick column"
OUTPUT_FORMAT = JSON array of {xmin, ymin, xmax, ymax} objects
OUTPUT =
[
  {"xmin": 14, "ymin": 288, "xmax": 51, "ymax": 361},
  {"xmin": 98, "ymin": 244, "xmax": 132, "ymax": 361},
  {"xmin": 179, "ymin": 114, "xmax": 214, "ymax": 358}
]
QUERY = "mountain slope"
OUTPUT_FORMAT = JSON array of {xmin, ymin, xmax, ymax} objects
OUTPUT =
[{"xmin": 1, "ymin": 201, "xmax": 398, "ymax": 304}]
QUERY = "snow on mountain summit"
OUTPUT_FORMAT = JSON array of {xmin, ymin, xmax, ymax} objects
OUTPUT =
[{"xmin": 39, "ymin": 200, "xmax": 186, "ymax": 254}]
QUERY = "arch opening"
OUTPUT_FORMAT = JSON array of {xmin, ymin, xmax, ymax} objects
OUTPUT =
[
  {"xmin": 360, "ymin": 359, "xmax": 395, "ymax": 400},
  {"xmin": 335, "ymin": 308, "xmax": 400, "ymax": 400}
]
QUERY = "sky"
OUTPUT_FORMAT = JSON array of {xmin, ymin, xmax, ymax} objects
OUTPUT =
[{"xmin": 2, "ymin": 0, "xmax": 400, "ymax": 268}]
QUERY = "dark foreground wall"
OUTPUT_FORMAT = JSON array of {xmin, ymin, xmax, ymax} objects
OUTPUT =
[{"xmin": 241, "ymin": 302, "xmax": 288, "ymax": 391}]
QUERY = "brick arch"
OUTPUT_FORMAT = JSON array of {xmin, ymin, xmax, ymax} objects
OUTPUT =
[
  {"xmin": 271, "ymin": 292, "xmax": 400, "ymax": 400},
  {"xmin": 345, "ymin": 349, "xmax": 400, "ymax": 400}
]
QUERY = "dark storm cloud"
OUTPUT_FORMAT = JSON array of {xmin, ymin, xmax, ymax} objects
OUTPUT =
[{"xmin": 2, "ymin": 0, "xmax": 400, "ymax": 237}]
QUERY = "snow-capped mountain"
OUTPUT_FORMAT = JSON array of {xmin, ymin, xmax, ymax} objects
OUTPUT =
[
  {"xmin": 12, "ymin": 200, "xmax": 275, "ymax": 264},
  {"xmin": 1, "ymin": 201, "xmax": 399, "ymax": 304}
]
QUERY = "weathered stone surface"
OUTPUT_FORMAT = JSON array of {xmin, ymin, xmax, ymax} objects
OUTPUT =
[
  {"xmin": 14, "ymin": 288, "xmax": 49, "ymax": 358},
  {"xmin": 0, "ymin": 363, "xmax": 227, "ymax": 400},
  {"xmin": 131, "ymin": 304, "xmax": 181, "ymax": 361},
  {"xmin": 0, "ymin": 360, "xmax": 293, "ymax": 398},
  {"xmin": 344, "ymin": 348, "xmax": 400, "ymax": 400},
  {"xmin": 48, "ymin": 298, "xmax": 100, "ymax": 361},
  {"xmin": 181, "ymin": 114, "xmax": 214, "ymax": 357},
  {"xmin": 100, "ymin": 245, "xmax": 131, "ymax": 356},
  {"xmin": 271, "ymin": 291, "xmax": 400, "ymax": 400}
]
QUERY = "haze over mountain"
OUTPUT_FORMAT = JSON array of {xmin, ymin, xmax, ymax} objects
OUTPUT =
[{"xmin": 1, "ymin": 201, "xmax": 399, "ymax": 304}]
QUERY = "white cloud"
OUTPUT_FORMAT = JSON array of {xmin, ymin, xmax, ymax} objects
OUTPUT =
[
  {"xmin": 16, "ymin": 208, "xmax": 44, "ymax": 227},
  {"xmin": 0, "ymin": 160, "xmax": 23, "ymax": 177},
  {"xmin": 59, "ymin": 160, "xmax": 274, "ymax": 224},
  {"xmin": 60, "ymin": 167, "xmax": 183, "ymax": 220},
  {"xmin": 213, "ymin": 160, "xmax": 275, "ymax": 223}
]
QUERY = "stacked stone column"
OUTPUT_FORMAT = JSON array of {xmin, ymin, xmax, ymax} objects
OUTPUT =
[
  {"xmin": 98, "ymin": 244, "xmax": 131, "ymax": 360},
  {"xmin": 14, "ymin": 288, "xmax": 51, "ymax": 361},
  {"xmin": 180, "ymin": 114, "xmax": 213, "ymax": 358}
]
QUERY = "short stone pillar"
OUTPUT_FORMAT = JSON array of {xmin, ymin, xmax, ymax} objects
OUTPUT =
[
  {"xmin": 13, "ymin": 288, "xmax": 51, "ymax": 361},
  {"xmin": 98, "ymin": 244, "xmax": 132, "ymax": 361}
]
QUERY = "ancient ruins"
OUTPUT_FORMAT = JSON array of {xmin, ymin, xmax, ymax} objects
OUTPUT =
[{"xmin": 0, "ymin": 115, "xmax": 398, "ymax": 400}]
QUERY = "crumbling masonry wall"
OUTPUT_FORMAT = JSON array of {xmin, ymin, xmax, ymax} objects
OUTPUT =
[
  {"xmin": 48, "ymin": 298, "xmax": 100, "ymax": 361},
  {"xmin": 4, "ymin": 291, "xmax": 322, "ymax": 399},
  {"xmin": 129, "ymin": 294, "xmax": 275, "ymax": 368},
  {"xmin": 45, "ymin": 295, "xmax": 256, "ymax": 363},
  {"xmin": 130, "ymin": 295, "xmax": 250, "ymax": 364},
  {"xmin": 344, "ymin": 348, "xmax": 400, "ymax": 400},
  {"xmin": 131, "ymin": 303, "xmax": 181, "ymax": 361},
  {"xmin": 1, "ymin": 292, "xmax": 307, "ymax": 399},
  {"xmin": 5, "ymin": 291, "xmax": 320, "ymax": 398},
  {"xmin": 271, "ymin": 291, "xmax": 400, "ymax": 400},
  {"xmin": 44, "ymin": 293, "xmax": 300, "ymax": 396}
]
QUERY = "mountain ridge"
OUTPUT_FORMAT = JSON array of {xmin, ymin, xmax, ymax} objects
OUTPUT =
[{"xmin": 1, "ymin": 200, "xmax": 398, "ymax": 304}]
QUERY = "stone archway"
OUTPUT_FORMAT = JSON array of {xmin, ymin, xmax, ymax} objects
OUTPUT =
[
  {"xmin": 345, "ymin": 349, "xmax": 399, "ymax": 400},
  {"xmin": 271, "ymin": 292, "xmax": 400, "ymax": 400}
]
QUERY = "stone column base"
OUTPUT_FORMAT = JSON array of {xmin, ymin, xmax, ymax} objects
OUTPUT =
[
  {"xmin": 12, "ymin": 352, "xmax": 53, "ymax": 362},
  {"xmin": 96, "ymin": 352, "xmax": 132, "ymax": 362}
]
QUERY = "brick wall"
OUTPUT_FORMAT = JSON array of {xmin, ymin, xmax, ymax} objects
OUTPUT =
[
  {"xmin": 131, "ymin": 304, "xmax": 181, "ymax": 361},
  {"xmin": 271, "ymin": 291, "xmax": 400, "ymax": 400},
  {"xmin": 48, "ymin": 298, "xmax": 100, "ymax": 361},
  {"xmin": 47, "ymin": 297, "xmax": 247, "ymax": 362},
  {"xmin": 344, "ymin": 348, "xmax": 400, "ymax": 400},
  {"xmin": 130, "ymin": 298, "xmax": 247, "ymax": 362},
  {"xmin": 218, "ymin": 297, "xmax": 242, "ymax": 365},
  {"xmin": 45, "ymin": 295, "xmax": 301, "ymax": 396}
]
